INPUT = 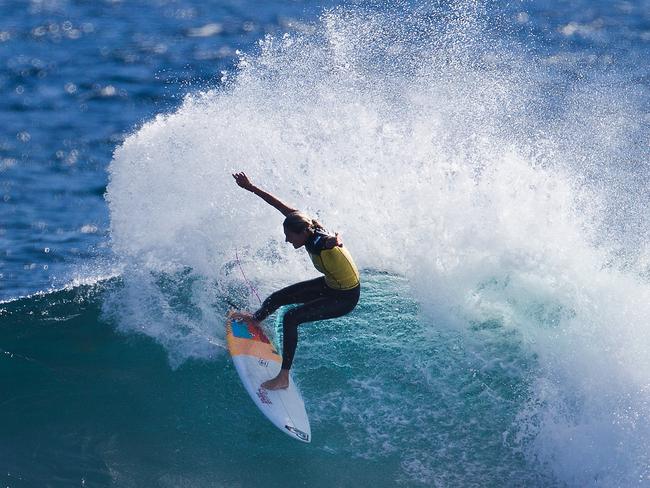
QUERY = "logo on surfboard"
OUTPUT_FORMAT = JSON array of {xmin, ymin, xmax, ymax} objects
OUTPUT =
[{"xmin": 256, "ymin": 387, "xmax": 273, "ymax": 405}]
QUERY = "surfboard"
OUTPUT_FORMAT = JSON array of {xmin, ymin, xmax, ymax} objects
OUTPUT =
[{"xmin": 225, "ymin": 314, "xmax": 311, "ymax": 443}]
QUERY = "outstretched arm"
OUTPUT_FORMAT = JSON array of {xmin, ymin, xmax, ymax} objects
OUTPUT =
[{"xmin": 232, "ymin": 172, "xmax": 297, "ymax": 217}]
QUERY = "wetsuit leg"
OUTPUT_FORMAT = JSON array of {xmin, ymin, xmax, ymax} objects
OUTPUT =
[
  {"xmin": 253, "ymin": 277, "xmax": 329, "ymax": 322},
  {"xmin": 280, "ymin": 286, "xmax": 360, "ymax": 370}
]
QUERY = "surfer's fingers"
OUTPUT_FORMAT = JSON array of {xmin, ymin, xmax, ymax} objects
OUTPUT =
[
  {"xmin": 233, "ymin": 172, "xmax": 250, "ymax": 187},
  {"xmin": 234, "ymin": 172, "xmax": 251, "ymax": 184}
]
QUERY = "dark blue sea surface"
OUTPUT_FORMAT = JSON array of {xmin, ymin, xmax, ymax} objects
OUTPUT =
[
  {"xmin": 1, "ymin": 0, "xmax": 339, "ymax": 298},
  {"xmin": 1, "ymin": 0, "xmax": 649, "ymax": 486}
]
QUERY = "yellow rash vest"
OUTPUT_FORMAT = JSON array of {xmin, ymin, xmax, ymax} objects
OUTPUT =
[{"xmin": 304, "ymin": 229, "xmax": 360, "ymax": 290}]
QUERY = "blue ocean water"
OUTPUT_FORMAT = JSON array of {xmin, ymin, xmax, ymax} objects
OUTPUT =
[{"xmin": 1, "ymin": 0, "xmax": 650, "ymax": 486}]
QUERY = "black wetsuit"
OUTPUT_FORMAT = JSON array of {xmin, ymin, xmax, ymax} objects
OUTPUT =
[{"xmin": 253, "ymin": 229, "xmax": 360, "ymax": 370}]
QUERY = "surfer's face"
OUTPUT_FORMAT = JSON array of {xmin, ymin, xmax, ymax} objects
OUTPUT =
[{"xmin": 284, "ymin": 228, "xmax": 308, "ymax": 248}]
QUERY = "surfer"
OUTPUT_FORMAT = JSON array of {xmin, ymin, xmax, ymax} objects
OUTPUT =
[{"xmin": 230, "ymin": 172, "xmax": 361, "ymax": 390}]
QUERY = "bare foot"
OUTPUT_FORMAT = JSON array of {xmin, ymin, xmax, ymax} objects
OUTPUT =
[{"xmin": 261, "ymin": 370, "xmax": 290, "ymax": 390}]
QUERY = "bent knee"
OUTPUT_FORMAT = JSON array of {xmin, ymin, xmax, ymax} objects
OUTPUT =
[{"xmin": 282, "ymin": 309, "xmax": 303, "ymax": 328}]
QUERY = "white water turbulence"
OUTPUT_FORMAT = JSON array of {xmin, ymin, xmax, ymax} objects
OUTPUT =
[{"xmin": 106, "ymin": 2, "xmax": 650, "ymax": 486}]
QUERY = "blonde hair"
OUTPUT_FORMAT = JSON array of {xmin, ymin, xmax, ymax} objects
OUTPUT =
[{"xmin": 283, "ymin": 211, "xmax": 323, "ymax": 234}]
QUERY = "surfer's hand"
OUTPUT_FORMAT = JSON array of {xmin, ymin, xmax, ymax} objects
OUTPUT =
[
  {"xmin": 233, "ymin": 172, "xmax": 255, "ymax": 191},
  {"xmin": 325, "ymin": 233, "xmax": 343, "ymax": 249}
]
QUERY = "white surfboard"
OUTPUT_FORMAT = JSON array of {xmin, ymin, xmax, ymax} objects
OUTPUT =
[{"xmin": 226, "ymin": 315, "xmax": 311, "ymax": 442}]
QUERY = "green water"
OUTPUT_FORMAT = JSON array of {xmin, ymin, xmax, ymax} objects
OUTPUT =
[{"xmin": 0, "ymin": 273, "xmax": 555, "ymax": 487}]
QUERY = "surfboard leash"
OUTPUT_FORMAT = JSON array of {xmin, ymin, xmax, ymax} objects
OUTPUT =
[{"xmin": 234, "ymin": 248, "xmax": 262, "ymax": 306}]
